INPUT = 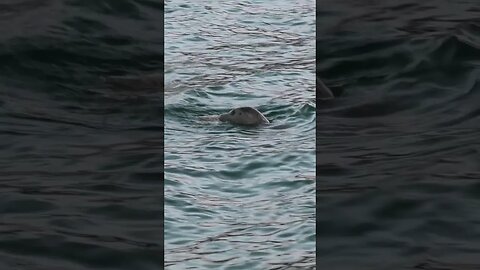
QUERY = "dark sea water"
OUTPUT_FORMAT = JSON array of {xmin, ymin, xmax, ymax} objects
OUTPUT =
[
  {"xmin": 318, "ymin": 0, "xmax": 480, "ymax": 269},
  {"xmin": 0, "ymin": 1, "xmax": 163, "ymax": 269}
]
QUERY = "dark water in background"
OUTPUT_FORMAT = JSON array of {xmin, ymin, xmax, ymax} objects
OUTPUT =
[
  {"xmin": 318, "ymin": 0, "xmax": 480, "ymax": 269},
  {"xmin": 0, "ymin": 1, "xmax": 163, "ymax": 269}
]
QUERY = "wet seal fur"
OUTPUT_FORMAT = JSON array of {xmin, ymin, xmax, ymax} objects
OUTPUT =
[{"xmin": 219, "ymin": 107, "xmax": 270, "ymax": 126}]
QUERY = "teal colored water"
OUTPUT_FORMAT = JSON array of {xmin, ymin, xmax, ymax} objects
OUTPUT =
[{"xmin": 164, "ymin": 0, "xmax": 316, "ymax": 269}]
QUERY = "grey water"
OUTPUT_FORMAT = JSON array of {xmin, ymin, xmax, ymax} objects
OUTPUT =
[
  {"xmin": 318, "ymin": 0, "xmax": 480, "ymax": 269},
  {"xmin": 0, "ymin": 1, "xmax": 163, "ymax": 269},
  {"xmin": 164, "ymin": 0, "xmax": 316, "ymax": 269}
]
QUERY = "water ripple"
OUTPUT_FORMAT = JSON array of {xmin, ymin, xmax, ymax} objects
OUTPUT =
[{"xmin": 165, "ymin": 0, "xmax": 315, "ymax": 269}]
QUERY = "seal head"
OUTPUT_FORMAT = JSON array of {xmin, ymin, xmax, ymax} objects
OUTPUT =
[
  {"xmin": 219, "ymin": 107, "xmax": 270, "ymax": 126},
  {"xmin": 318, "ymin": 77, "xmax": 334, "ymax": 100}
]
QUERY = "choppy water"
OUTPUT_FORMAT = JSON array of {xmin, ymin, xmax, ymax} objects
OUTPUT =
[
  {"xmin": 164, "ymin": 0, "xmax": 315, "ymax": 269},
  {"xmin": 318, "ymin": 1, "xmax": 480, "ymax": 269},
  {"xmin": 2, "ymin": 0, "xmax": 478, "ymax": 269},
  {"xmin": 0, "ymin": 1, "xmax": 163, "ymax": 269}
]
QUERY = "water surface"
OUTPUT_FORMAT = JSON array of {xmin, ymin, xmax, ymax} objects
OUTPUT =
[
  {"xmin": 317, "ymin": 1, "xmax": 480, "ymax": 269},
  {"xmin": 165, "ymin": 0, "xmax": 316, "ymax": 269},
  {"xmin": 0, "ymin": 1, "xmax": 163, "ymax": 269}
]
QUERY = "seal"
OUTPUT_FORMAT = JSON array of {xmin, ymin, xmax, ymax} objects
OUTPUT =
[
  {"xmin": 219, "ymin": 107, "xmax": 270, "ymax": 126},
  {"xmin": 318, "ymin": 77, "xmax": 334, "ymax": 100}
]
